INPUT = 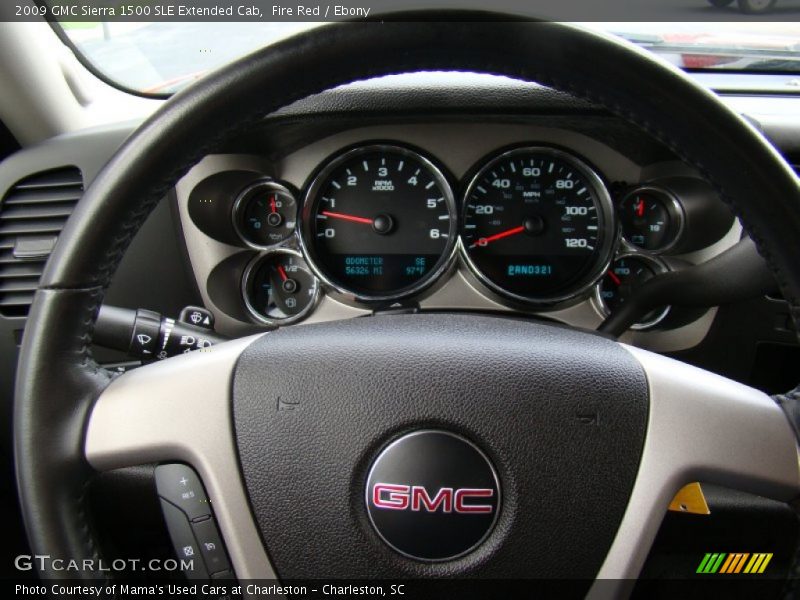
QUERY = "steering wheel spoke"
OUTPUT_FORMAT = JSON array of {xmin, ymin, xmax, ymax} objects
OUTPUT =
[
  {"xmin": 86, "ymin": 317, "xmax": 800, "ymax": 589},
  {"xmin": 592, "ymin": 345, "xmax": 800, "ymax": 593},
  {"xmin": 85, "ymin": 335, "xmax": 275, "ymax": 579}
]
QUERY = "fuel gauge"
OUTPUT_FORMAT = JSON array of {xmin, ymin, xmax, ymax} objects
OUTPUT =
[
  {"xmin": 595, "ymin": 254, "xmax": 670, "ymax": 330},
  {"xmin": 242, "ymin": 249, "xmax": 320, "ymax": 326}
]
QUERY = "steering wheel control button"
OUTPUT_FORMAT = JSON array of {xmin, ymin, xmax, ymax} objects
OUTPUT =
[
  {"xmin": 178, "ymin": 306, "xmax": 215, "ymax": 330},
  {"xmin": 211, "ymin": 570, "xmax": 236, "ymax": 580},
  {"xmin": 191, "ymin": 518, "xmax": 232, "ymax": 575},
  {"xmin": 157, "ymin": 464, "xmax": 237, "ymax": 582},
  {"xmin": 365, "ymin": 430, "xmax": 500, "ymax": 561},
  {"xmin": 155, "ymin": 463, "xmax": 211, "ymax": 521},
  {"xmin": 160, "ymin": 499, "xmax": 210, "ymax": 580}
]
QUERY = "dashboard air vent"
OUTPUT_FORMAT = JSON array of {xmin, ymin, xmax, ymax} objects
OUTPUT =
[{"xmin": 0, "ymin": 166, "xmax": 83, "ymax": 317}]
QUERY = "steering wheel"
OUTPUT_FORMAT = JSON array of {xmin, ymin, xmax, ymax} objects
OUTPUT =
[{"xmin": 15, "ymin": 16, "xmax": 800, "ymax": 594}]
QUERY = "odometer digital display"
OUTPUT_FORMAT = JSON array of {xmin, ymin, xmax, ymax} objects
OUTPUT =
[
  {"xmin": 301, "ymin": 144, "xmax": 457, "ymax": 301},
  {"xmin": 460, "ymin": 147, "xmax": 615, "ymax": 305}
]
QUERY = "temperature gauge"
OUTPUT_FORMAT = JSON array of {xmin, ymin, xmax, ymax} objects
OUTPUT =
[
  {"xmin": 618, "ymin": 187, "xmax": 684, "ymax": 253},
  {"xmin": 595, "ymin": 254, "xmax": 670, "ymax": 330},
  {"xmin": 233, "ymin": 180, "xmax": 297, "ymax": 249},
  {"xmin": 242, "ymin": 249, "xmax": 320, "ymax": 326}
]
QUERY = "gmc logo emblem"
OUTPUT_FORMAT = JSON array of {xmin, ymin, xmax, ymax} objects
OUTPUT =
[{"xmin": 371, "ymin": 483, "xmax": 494, "ymax": 514}]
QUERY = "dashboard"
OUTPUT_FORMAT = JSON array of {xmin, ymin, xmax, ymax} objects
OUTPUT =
[
  {"xmin": 178, "ymin": 120, "xmax": 736, "ymax": 352},
  {"xmin": 3, "ymin": 72, "xmax": 796, "ymax": 399}
]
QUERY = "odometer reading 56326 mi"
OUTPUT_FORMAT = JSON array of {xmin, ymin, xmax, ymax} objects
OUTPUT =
[
  {"xmin": 460, "ymin": 147, "xmax": 615, "ymax": 305},
  {"xmin": 300, "ymin": 144, "xmax": 457, "ymax": 302}
]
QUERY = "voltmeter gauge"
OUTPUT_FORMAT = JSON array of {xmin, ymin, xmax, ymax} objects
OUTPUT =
[
  {"xmin": 233, "ymin": 180, "xmax": 298, "ymax": 249},
  {"xmin": 618, "ymin": 187, "xmax": 684, "ymax": 253},
  {"xmin": 242, "ymin": 249, "xmax": 320, "ymax": 326},
  {"xmin": 595, "ymin": 254, "xmax": 670, "ymax": 330}
]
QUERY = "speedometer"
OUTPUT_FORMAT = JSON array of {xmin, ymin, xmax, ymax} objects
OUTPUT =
[
  {"xmin": 460, "ymin": 147, "xmax": 615, "ymax": 306},
  {"xmin": 300, "ymin": 144, "xmax": 457, "ymax": 302}
]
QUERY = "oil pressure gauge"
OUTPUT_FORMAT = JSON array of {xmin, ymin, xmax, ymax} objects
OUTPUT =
[{"xmin": 242, "ymin": 249, "xmax": 320, "ymax": 326}]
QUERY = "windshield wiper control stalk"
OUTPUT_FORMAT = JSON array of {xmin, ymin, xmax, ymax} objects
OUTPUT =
[{"xmin": 94, "ymin": 305, "xmax": 227, "ymax": 361}]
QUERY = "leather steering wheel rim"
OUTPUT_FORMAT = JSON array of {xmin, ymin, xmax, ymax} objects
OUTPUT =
[{"xmin": 15, "ymin": 15, "xmax": 800, "ymax": 581}]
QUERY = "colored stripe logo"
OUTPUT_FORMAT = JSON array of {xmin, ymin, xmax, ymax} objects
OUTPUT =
[{"xmin": 697, "ymin": 553, "xmax": 773, "ymax": 574}]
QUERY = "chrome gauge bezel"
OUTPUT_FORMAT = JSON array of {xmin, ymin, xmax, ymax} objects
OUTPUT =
[
  {"xmin": 241, "ymin": 248, "xmax": 321, "ymax": 327},
  {"xmin": 232, "ymin": 179, "xmax": 299, "ymax": 251},
  {"xmin": 299, "ymin": 143, "xmax": 459, "ymax": 304},
  {"xmin": 618, "ymin": 185, "xmax": 686, "ymax": 254},
  {"xmin": 458, "ymin": 146, "xmax": 617, "ymax": 308},
  {"xmin": 593, "ymin": 252, "xmax": 671, "ymax": 331}
]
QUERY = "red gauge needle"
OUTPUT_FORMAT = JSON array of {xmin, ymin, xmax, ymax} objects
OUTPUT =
[
  {"xmin": 321, "ymin": 210, "xmax": 373, "ymax": 225},
  {"xmin": 635, "ymin": 198, "xmax": 645, "ymax": 217},
  {"xmin": 269, "ymin": 195, "xmax": 277, "ymax": 213},
  {"xmin": 607, "ymin": 269, "xmax": 622, "ymax": 286},
  {"xmin": 277, "ymin": 265, "xmax": 288, "ymax": 282},
  {"xmin": 471, "ymin": 225, "xmax": 526, "ymax": 248}
]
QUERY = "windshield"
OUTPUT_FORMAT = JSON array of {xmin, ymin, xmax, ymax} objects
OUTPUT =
[{"xmin": 58, "ymin": 22, "xmax": 800, "ymax": 95}]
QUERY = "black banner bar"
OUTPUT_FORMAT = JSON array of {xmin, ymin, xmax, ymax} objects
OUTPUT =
[{"xmin": 3, "ymin": 0, "xmax": 800, "ymax": 22}]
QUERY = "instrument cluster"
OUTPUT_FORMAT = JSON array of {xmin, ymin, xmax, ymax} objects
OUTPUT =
[{"xmin": 188, "ymin": 141, "xmax": 733, "ymax": 330}]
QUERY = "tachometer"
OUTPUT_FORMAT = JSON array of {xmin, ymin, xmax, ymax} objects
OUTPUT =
[
  {"xmin": 460, "ymin": 147, "xmax": 615, "ymax": 305},
  {"xmin": 300, "ymin": 144, "xmax": 457, "ymax": 302}
]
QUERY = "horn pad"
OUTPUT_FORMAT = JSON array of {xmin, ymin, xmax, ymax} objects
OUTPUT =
[{"xmin": 233, "ymin": 314, "xmax": 648, "ymax": 583}]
